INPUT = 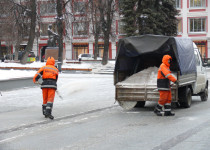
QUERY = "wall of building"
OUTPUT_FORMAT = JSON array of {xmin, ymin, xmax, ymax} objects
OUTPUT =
[
  {"xmin": 1, "ymin": 0, "xmax": 209, "ymax": 61},
  {"xmin": 177, "ymin": 0, "xmax": 209, "ymax": 59}
]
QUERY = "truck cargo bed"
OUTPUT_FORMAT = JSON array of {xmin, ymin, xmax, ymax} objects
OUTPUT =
[{"xmin": 115, "ymin": 67, "xmax": 177, "ymax": 102}]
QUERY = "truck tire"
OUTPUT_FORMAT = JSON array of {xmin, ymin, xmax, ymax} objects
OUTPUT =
[
  {"xmin": 135, "ymin": 101, "xmax": 146, "ymax": 108},
  {"xmin": 200, "ymin": 84, "xmax": 208, "ymax": 101},
  {"xmin": 179, "ymin": 87, "xmax": 192, "ymax": 108}
]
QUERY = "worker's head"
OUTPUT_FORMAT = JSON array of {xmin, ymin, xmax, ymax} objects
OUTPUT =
[
  {"xmin": 46, "ymin": 56, "xmax": 55, "ymax": 66},
  {"xmin": 162, "ymin": 55, "xmax": 172, "ymax": 66}
]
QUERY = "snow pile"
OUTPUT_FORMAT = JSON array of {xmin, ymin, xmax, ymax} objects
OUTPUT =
[
  {"xmin": 0, "ymin": 61, "xmax": 92, "ymax": 69},
  {"xmin": 0, "ymin": 61, "xmax": 45, "ymax": 68},
  {"xmin": 117, "ymin": 67, "xmax": 158, "ymax": 86},
  {"xmin": 91, "ymin": 61, "xmax": 115, "ymax": 73},
  {"xmin": 0, "ymin": 69, "xmax": 36, "ymax": 81}
]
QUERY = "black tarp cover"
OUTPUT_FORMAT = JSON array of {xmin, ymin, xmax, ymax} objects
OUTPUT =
[
  {"xmin": 115, "ymin": 35, "xmax": 196, "ymax": 75},
  {"xmin": 174, "ymin": 37, "xmax": 196, "ymax": 75}
]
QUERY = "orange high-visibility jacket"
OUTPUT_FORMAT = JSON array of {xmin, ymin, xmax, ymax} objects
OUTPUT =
[
  {"xmin": 33, "ymin": 57, "xmax": 59, "ymax": 89},
  {"xmin": 157, "ymin": 55, "xmax": 177, "ymax": 91}
]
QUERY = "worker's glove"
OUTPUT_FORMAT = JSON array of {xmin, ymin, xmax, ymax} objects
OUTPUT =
[{"xmin": 34, "ymin": 81, "xmax": 40, "ymax": 84}]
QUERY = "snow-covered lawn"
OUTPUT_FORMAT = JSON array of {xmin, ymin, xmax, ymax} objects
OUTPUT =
[{"xmin": 0, "ymin": 61, "xmax": 115, "ymax": 80}]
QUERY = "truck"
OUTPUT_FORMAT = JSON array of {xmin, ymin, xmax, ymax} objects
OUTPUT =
[{"xmin": 114, "ymin": 35, "xmax": 208, "ymax": 110}]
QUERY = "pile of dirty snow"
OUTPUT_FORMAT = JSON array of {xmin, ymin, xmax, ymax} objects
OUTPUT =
[{"xmin": 117, "ymin": 67, "xmax": 159, "ymax": 86}]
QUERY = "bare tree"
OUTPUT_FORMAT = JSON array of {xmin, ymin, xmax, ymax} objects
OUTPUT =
[
  {"xmin": 89, "ymin": 0, "xmax": 102, "ymax": 60},
  {"xmin": 72, "ymin": 0, "xmax": 116, "ymax": 63},
  {"xmin": 0, "ymin": 0, "xmax": 15, "ymax": 60},
  {"xmin": 56, "ymin": 0, "xmax": 64, "ymax": 64},
  {"xmin": 20, "ymin": 0, "xmax": 37, "ymax": 64},
  {"xmin": 98, "ymin": 0, "xmax": 115, "ymax": 65},
  {"xmin": 0, "ymin": 0, "xmax": 37, "ymax": 63},
  {"xmin": 12, "ymin": 1, "xmax": 31, "ymax": 61}
]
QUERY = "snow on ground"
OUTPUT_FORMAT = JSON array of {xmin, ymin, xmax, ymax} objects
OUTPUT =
[
  {"xmin": 0, "ymin": 61, "xmax": 115, "ymax": 109},
  {"xmin": 0, "ymin": 61, "xmax": 115, "ymax": 80},
  {"xmin": 0, "ymin": 61, "xmax": 92, "ymax": 69},
  {"xmin": 0, "ymin": 74, "xmax": 114, "ymax": 109},
  {"xmin": 0, "ymin": 70, "xmax": 36, "ymax": 80}
]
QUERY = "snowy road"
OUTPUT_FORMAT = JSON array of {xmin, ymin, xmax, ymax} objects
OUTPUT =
[{"xmin": 1, "ymin": 72, "xmax": 210, "ymax": 149}]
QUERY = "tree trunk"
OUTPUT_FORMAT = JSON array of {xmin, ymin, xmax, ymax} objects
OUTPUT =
[
  {"xmin": 94, "ymin": 36, "xmax": 99, "ymax": 60},
  {"xmin": 99, "ymin": 0, "xmax": 114, "ymax": 65},
  {"xmin": 20, "ymin": 0, "xmax": 36, "ymax": 64},
  {"xmin": 0, "ymin": 40, "xmax": 3, "ymax": 60},
  {"xmin": 102, "ymin": 33, "xmax": 109, "ymax": 65},
  {"xmin": 14, "ymin": 37, "xmax": 21, "ymax": 61},
  {"xmin": 57, "ymin": 0, "xmax": 64, "ymax": 64},
  {"xmin": 94, "ymin": 22, "xmax": 100, "ymax": 60}
]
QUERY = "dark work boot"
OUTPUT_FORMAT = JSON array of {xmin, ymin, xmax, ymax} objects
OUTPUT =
[
  {"xmin": 164, "ymin": 104, "xmax": 175, "ymax": 116},
  {"xmin": 154, "ymin": 104, "xmax": 164, "ymax": 116},
  {"xmin": 42, "ymin": 104, "xmax": 47, "ymax": 116},
  {"xmin": 45, "ymin": 102, "xmax": 54, "ymax": 120},
  {"xmin": 164, "ymin": 111, "xmax": 175, "ymax": 116}
]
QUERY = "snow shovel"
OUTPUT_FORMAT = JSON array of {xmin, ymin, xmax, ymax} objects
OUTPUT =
[{"xmin": 35, "ymin": 81, "xmax": 63, "ymax": 100}]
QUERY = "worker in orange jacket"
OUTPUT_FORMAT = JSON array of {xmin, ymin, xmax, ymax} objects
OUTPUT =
[
  {"xmin": 154, "ymin": 55, "xmax": 177, "ymax": 116},
  {"xmin": 33, "ymin": 57, "xmax": 59, "ymax": 119}
]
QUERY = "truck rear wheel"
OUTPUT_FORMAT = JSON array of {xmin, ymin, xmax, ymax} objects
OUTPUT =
[
  {"xmin": 200, "ymin": 86, "xmax": 208, "ymax": 101},
  {"xmin": 135, "ymin": 101, "xmax": 146, "ymax": 108},
  {"xmin": 179, "ymin": 87, "xmax": 192, "ymax": 108},
  {"xmin": 118, "ymin": 101, "xmax": 137, "ymax": 110}
]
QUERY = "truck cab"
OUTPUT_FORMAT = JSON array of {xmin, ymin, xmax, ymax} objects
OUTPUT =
[{"xmin": 193, "ymin": 43, "xmax": 208, "ymax": 100}]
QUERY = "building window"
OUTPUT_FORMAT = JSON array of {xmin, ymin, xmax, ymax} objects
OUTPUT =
[
  {"xmin": 189, "ymin": 18, "xmax": 206, "ymax": 32},
  {"xmin": 177, "ymin": 19, "xmax": 182, "ymax": 34},
  {"xmin": 195, "ymin": 42, "xmax": 206, "ymax": 59},
  {"xmin": 98, "ymin": 44, "xmax": 104, "ymax": 58},
  {"xmin": 40, "ymin": 23, "xmax": 57, "ymax": 36},
  {"xmin": 73, "ymin": 1, "xmax": 86, "ymax": 14},
  {"xmin": 73, "ymin": 22, "xmax": 88, "ymax": 36},
  {"xmin": 175, "ymin": 0, "xmax": 181, "ymax": 8},
  {"xmin": 190, "ymin": 0, "xmax": 206, "ymax": 8},
  {"xmin": 73, "ymin": 45, "xmax": 88, "ymax": 59},
  {"xmin": 40, "ymin": 3, "xmax": 56, "ymax": 15},
  {"xmin": 118, "ymin": 20, "xmax": 125, "ymax": 35}
]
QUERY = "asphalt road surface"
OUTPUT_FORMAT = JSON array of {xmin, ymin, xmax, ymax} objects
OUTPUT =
[{"xmin": 0, "ymin": 73, "xmax": 210, "ymax": 150}]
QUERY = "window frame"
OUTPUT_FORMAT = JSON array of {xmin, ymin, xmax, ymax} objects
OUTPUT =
[
  {"xmin": 190, "ymin": 0, "xmax": 206, "ymax": 8},
  {"xmin": 40, "ymin": 2, "xmax": 56, "ymax": 15},
  {"xmin": 189, "ymin": 17, "xmax": 206, "ymax": 33},
  {"xmin": 177, "ymin": 18, "xmax": 182, "ymax": 35},
  {"xmin": 73, "ymin": 1, "xmax": 87, "ymax": 14},
  {"xmin": 73, "ymin": 22, "xmax": 89, "ymax": 37},
  {"xmin": 175, "ymin": 0, "xmax": 181, "ymax": 9}
]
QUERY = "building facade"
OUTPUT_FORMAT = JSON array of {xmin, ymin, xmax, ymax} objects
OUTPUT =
[
  {"xmin": 1, "ymin": 0, "xmax": 210, "ymax": 61},
  {"xmin": 176, "ymin": 0, "xmax": 210, "ymax": 59},
  {"xmin": 71, "ymin": 0, "xmax": 210, "ymax": 61}
]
